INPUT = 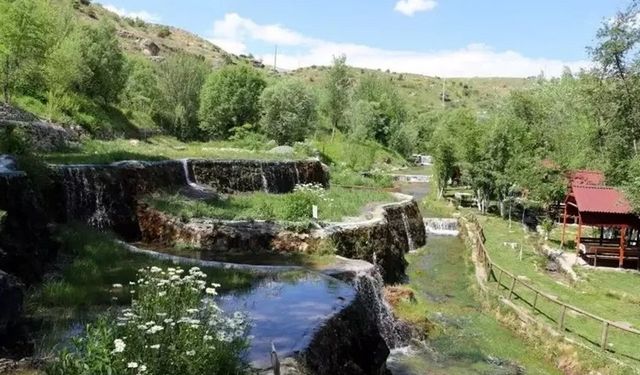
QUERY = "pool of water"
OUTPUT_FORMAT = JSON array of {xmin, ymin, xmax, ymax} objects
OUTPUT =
[
  {"xmin": 387, "ymin": 236, "xmax": 561, "ymax": 375},
  {"xmin": 217, "ymin": 270, "xmax": 355, "ymax": 367}
]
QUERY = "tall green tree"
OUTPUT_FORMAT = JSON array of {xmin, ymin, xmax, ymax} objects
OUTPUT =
[
  {"xmin": 155, "ymin": 53, "xmax": 209, "ymax": 141},
  {"xmin": 199, "ymin": 64, "xmax": 266, "ymax": 139},
  {"xmin": 76, "ymin": 21, "xmax": 127, "ymax": 104},
  {"xmin": 322, "ymin": 55, "xmax": 351, "ymax": 137},
  {"xmin": 0, "ymin": 0, "xmax": 52, "ymax": 102},
  {"xmin": 259, "ymin": 79, "xmax": 317, "ymax": 145}
]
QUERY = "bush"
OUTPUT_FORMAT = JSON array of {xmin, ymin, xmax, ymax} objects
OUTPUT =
[
  {"xmin": 199, "ymin": 64, "xmax": 266, "ymax": 139},
  {"xmin": 47, "ymin": 266, "xmax": 249, "ymax": 375},
  {"xmin": 259, "ymin": 79, "xmax": 317, "ymax": 145},
  {"xmin": 157, "ymin": 26, "xmax": 171, "ymax": 38},
  {"xmin": 228, "ymin": 123, "xmax": 269, "ymax": 150},
  {"xmin": 281, "ymin": 184, "xmax": 326, "ymax": 221}
]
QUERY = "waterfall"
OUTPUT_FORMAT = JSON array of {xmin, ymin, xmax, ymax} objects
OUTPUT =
[
  {"xmin": 401, "ymin": 212, "xmax": 416, "ymax": 252},
  {"xmin": 61, "ymin": 166, "xmax": 113, "ymax": 230},
  {"xmin": 355, "ymin": 269, "xmax": 408, "ymax": 348},
  {"xmin": 181, "ymin": 159, "xmax": 199, "ymax": 188},
  {"xmin": 260, "ymin": 165, "xmax": 270, "ymax": 193},
  {"xmin": 424, "ymin": 218, "xmax": 459, "ymax": 236},
  {"xmin": 294, "ymin": 164, "xmax": 301, "ymax": 184}
]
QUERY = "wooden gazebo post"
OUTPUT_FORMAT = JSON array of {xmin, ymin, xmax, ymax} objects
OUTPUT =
[
  {"xmin": 576, "ymin": 213, "xmax": 583, "ymax": 256},
  {"xmin": 619, "ymin": 225, "xmax": 627, "ymax": 268},
  {"xmin": 561, "ymin": 203, "xmax": 568, "ymax": 248}
]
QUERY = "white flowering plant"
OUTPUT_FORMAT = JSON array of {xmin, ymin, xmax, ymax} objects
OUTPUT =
[
  {"xmin": 282, "ymin": 183, "xmax": 332, "ymax": 221},
  {"xmin": 47, "ymin": 266, "xmax": 249, "ymax": 375}
]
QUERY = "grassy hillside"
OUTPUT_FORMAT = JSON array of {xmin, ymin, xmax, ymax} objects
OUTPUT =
[
  {"xmin": 73, "ymin": 1, "xmax": 255, "ymax": 68},
  {"xmin": 289, "ymin": 66, "xmax": 533, "ymax": 115}
]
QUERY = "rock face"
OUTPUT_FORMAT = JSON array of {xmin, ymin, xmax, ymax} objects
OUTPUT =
[
  {"xmin": 326, "ymin": 197, "xmax": 426, "ymax": 283},
  {"xmin": 0, "ymin": 271, "xmax": 23, "ymax": 339},
  {"xmin": 191, "ymin": 159, "xmax": 328, "ymax": 193},
  {"xmin": 51, "ymin": 161, "xmax": 186, "ymax": 239},
  {"xmin": 0, "ymin": 171, "xmax": 53, "ymax": 283}
]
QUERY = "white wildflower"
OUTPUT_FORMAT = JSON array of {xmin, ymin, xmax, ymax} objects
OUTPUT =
[
  {"xmin": 150, "ymin": 266, "xmax": 161, "ymax": 273},
  {"xmin": 205, "ymin": 287, "xmax": 217, "ymax": 295},
  {"xmin": 150, "ymin": 344, "xmax": 160, "ymax": 350},
  {"xmin": 127, "ymin": 362, "xmax": 138, "ymax": 368},
  {"xmin": 146, "ymin": 325, "xmax": 163, "ymax": 334},
  {"xmin": 186, "ymin": 350, "xmax": 195, "ymax": 356},
  {"xmin": 112, "ymin": 339, "xmax": 126, "ymax": 353},
  {"xmin": 112, "ymin": 283, "xmax": 123, "ymax": 288}
]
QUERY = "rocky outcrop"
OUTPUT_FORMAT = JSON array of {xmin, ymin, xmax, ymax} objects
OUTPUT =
[
  {"xmin": 190, "ymin": 159, "xmax": 329, "ymax": 193},
  {"xmin": 325, "ymin": 195, "xmax": 426, "ymax": 283},
  {"xmin": 1, "ymin": 103, "xmax": 85, "ymax": 152}
]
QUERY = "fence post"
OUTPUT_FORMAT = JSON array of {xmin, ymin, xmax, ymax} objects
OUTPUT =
[
  {"xmin": 487, "ymin": 263, "xmax": 493, "ymax": 281},
  {"xmin": 600, "ymin": 322, "xmax": 610, "ymax": 350},
  {"xmin": 497, "ymin": 269, "xmax": 504, "ymax": 288},
  {"xmin": 508, "ymin": 276, "xmax": 517, "ymax": 300},
  {"xmin": 558, "ymin": 305, "xmax": 567, "ymax": 331},
  {"xmin": 532, "ymin": 291, "xmax": 538, "ymax": 311}
]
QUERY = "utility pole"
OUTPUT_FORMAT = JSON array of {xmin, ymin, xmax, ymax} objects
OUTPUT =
[{"xmin": 273, "ymin": 45, "xmax": 278, "ymax": 72}]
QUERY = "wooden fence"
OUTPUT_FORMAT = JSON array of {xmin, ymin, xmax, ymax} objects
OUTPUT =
[{"xmin": 463, "ymin": 214, "xmax": 640, "ymax": 357}]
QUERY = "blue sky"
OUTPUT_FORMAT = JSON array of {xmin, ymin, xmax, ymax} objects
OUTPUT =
[{"xmin": 101, "ymin": 0, "xmax": 629, "ymax": 77}]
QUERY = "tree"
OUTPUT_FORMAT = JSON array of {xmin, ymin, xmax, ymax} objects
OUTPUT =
[
  {"xmin": 155, "ymin": 53, "xmax": 209, "ymax": 140},
  {"xmin": 259, "ymin": 79, "xmax": 317, "ymax": 145},
  {"xmin": 76, "ymin": 21, "xmax": 127, "ymax": 104},
  {"xmin": 347, "ymin": 100, "xmax": 378, "ymax": 141},
  {"xmin": 352, "ymin": 73, "xmax": 406, "ymax": 146},
  {"xmin": 121, "ymin": 56, "xmax": 159, "ymax": 115},
  {"xmin": 432, "ymin": 132, "xmax": 456, "ymax": 199},
  {"xmin": 322, "ymin": 55, "xmax": 351, "ymax": 137},
  {"xmin": 0, "ymin": 0, "xmax": 52, "ymax": 102},
  {"xmin": 199, "ymin": 64, "xmax": 266, "ymax": 139}
]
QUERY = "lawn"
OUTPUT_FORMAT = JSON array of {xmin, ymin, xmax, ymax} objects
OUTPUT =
[
  {"xmin": 145, "ymin": 187, "xmax": 396, "ymax": 222},
  {"xmin": 476, "ymin": 214, "xmax": 640, "ymax": 364},
  {"xmin": 43, "ymin": 136, "xmax": 308, "ymax": 164}
]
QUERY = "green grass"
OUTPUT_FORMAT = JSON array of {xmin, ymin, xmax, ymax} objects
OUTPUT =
[
  {"xmin": 145, "ymin": 187, "xmax": 395, "ymax": 222},
  {"xmin": 43, "ymin": 135, "xmax": 308, "ymax": 164},
  {"xmin": 330, "ymin": 168, "xmax": 394, "ymax": 188},
  {"xmin": 312, "ymin": 133, "xmax": 407, "ymax": 172},
  {"xmin": 477, "ymin": 214, "xmax": 640, "ymax": 364}
]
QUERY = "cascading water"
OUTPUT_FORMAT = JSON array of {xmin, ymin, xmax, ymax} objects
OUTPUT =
[
  {"xmin": 181, "ymin": 159, "xmax": 199, "ymax": 188},
  {"xmin": 260, "ymin": 165, "xmax": 270, "ymax": 193},
  {"xmin": 294, "ymin": 164, "xmax": 301, "ymax": 184},
  {"xmin": 401, "ymin": 211, "xmax": 416, "ymax": 252},
  {"xmin": 354, "ymin": 269, "xmax": 408, "ymax": 348},
  {"xmin": 61, "ymin": 166, "xmax": 113, "ymax": 230},
  {"xmin": 424, "ymin": 218, "xmax": 459, "ymax": 236}
]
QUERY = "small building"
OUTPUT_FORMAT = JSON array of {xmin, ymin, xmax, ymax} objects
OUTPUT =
[{"xmin": 561, "ymin": 183, "xmax": 640, "ymax": 268}]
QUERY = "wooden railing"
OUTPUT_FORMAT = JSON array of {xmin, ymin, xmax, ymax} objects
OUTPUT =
[{"xmin": 462, "ymin": 214, "xmax": 640, "ymax": 357}]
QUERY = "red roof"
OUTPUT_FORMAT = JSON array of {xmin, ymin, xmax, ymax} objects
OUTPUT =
[
  {"xmin": 571, "ymin": 185, "xmax": 632, "ymax": 214},
  {"xmin": 570, "ymin": 170, "xmax": 605, "ymax": 186}
]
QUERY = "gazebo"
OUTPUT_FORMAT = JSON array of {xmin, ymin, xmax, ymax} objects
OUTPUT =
[{"xmin": 561, "ymin": 183, "xmax": 640, "ymax": 268}]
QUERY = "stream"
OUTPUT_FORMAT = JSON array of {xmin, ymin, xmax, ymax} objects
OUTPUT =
[{"xmin": 391, "ymin": 174, "xmax": 560, "ymax": 374}]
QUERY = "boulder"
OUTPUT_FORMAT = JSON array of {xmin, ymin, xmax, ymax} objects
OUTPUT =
[
  {"xmin": 139, "ymin": 38, "xmax": 160, "ymax": 56},
  {"xmin": 268, "ymin": 145, "xmax": 295, "ymax": 155}
]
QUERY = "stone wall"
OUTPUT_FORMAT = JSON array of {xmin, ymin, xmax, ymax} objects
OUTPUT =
[
  {"xmin": 190, "ymin": 159, "xmax": 328, "ymax": 193},
  {"xmin": 325, "ymin": 196, "xmax": 426, "ymax": 283}
]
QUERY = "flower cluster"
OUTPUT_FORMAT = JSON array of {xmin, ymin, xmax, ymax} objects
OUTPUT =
[
  {"xmin": 293, "ymin": 183, "xmax": 331, "ymax": 202},
  {"xmin": 48, "ymin": 266, "xmax": 249, "ymax": 375}
]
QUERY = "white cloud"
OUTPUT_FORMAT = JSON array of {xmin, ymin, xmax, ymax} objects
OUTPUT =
[
  {"xmin": 394, "ymin": 0, "xmax": 437, "ymax": 16},
  {"xmin": 103, "ymin": 4, "xmax": 161, "ymax": 23},
  {"xmin": 207, "ymin": 13, "xmax": 590, "ymax": 77}
]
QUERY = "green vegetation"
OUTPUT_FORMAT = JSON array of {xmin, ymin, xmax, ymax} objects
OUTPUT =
[
  {"xmin": 477, "ymin": 214, "xmax": 640, "ymax": 364},
  {"xmin": 259, "ymin": 79, "xmax": 318, "ymax": 145},
  {"xmin": 392, "ymin": 237, "xmax": 562, "ymax": 374},
  {"xmin": 46, "ymin": 266, "xmax": 249, "ymax": 375},
  {"xmin": 199, "ymin": 64, "xmax": 266, "ymax": 139},
  {"xmin": 42, "ymin": 136, "xmax": 306, "ymax": 164},
  {"xmin": 146, "ymin": 186, "xmax": 394, "ymax": 222}
]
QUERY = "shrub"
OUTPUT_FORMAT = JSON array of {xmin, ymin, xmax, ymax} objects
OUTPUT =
[
  {"xmin": 199, "ymin": 64, "xmax": 266, "ymax": 139},
  {"xmin": 157, "ymin": 26, "xmax": 171, "ymax": 38},
  {"xmin": 259, "ymin": 79, "xmax": 317, "ymax": 145},
  {"xmin": 47, "ymin": 266, "xmax": 249, "ymax": 375},
  {"xmin": 281, "ymin": 184, "xmax": 327, "ymax": 221},
  {"xmin": 228, "ymin": 123, "xmax": 269, "ymax": 150}
]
